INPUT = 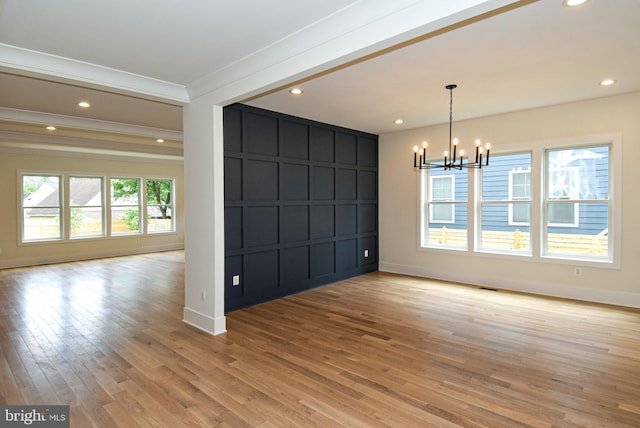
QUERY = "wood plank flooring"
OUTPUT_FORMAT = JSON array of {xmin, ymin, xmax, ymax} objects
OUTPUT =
[{"xmin": 1, "ymin": 251, "xmax": 639, "ymax": 427}]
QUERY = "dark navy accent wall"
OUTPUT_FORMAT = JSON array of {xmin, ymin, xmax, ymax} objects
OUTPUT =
[{"xmin": 223, "ymin": 104, "xmax": 378, "ymax": 312}]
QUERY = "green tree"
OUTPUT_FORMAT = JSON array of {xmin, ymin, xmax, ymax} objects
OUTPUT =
[
  {"xmin": 111, "ymin": 178, "xmax": 139, "ymax": 200},
  {"xmin": 70, "ymin": 205, "xmax": 84, "ymax": 231},
  {"xmin": 122, "ymin": 208, "xmax": 141, "ymax": 231},
  {"xmin": 111, "ymin": 178, "xmax": 171, "ymax": 219},
  {"xmin": 146, "ymin": 180, "xmax": 172, "ymax": 219}
]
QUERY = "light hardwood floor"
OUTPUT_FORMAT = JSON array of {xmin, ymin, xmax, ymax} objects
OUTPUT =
[{"xmin": 1, "ymin": 251, "xmax": 639, "ymax": 427}]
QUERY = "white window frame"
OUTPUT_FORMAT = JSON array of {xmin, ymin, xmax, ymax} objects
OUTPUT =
[
  {"xmin": 69, "ymin": 175, "xmax": 106, "ymax": 239},
  {"xmin": 417, "ymin": 132, "xmax": 620, "ymax": 268},
  {"xmin": 18, "ymin": 172, "xmax": 178, "ymax": 245},
  {"xmin": 145, "ymin": 178, "xmax": 176, "ymax": 234},
  {"xmin": 20, "ymin": 173, "xmax": 64, "ymax": 242},
  {"xmin": 542, "ymin": 143, "xmax": 612, "ymax": 261},
  {"xmin": 428, "ymin": 174, "xmax": 455, "ymax": 224},
  {"xmin": 508, "ymin": 167, "xmax": 531, "ymax": 226},
  {"xmin": 110, "ymin": 177, "xmax": 143, "ymax": 236}
]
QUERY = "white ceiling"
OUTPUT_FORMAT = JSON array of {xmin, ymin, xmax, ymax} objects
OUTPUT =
[
  {"xmin": 1, "ymin": 0, "xmax": 639, "ymax": 150},
  {"xmin": 249, "ymin": 0, "xmax": 640, "ymax": 133}
]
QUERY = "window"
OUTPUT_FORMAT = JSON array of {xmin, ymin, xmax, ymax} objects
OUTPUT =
[
  {"xmin": 22, "ymin": 175, "xmax": 62, "ymax": 241},
  {"xmin": 479, "ymin": 152, "xmax": 532, "ymax": 253},
  {"xmin": 146, "ymin": 179, "xmax": 174, "ymax": 233},
  {"xmin": 509, "ymin": 168, "xmax": 531, "ymax": 225},
  {"xmin": 420, "ymin": 136, "xmax": 617, "ymax": 265},
  {"xmin": 111, "ymin": 178, "xmax": 142, "ymax": 235},
  {"xmin": 70, "ymin": 176, "xmax": 104, "ymax": 238},
  {"xmin": 422, "ymin": 168, "xmax": 467, "ymax": 249},
  {"xmin": 429, "ymin": 175, "xmax": 454, "ymax": 223},
  {"xmin": 547, "ymin": 167, "xmax": 579, "ymax": 227},
  {"xmin": 544, "ymin": 145, "xmax": 610, "ymax": 259},
  {"xmin": 19, "ymin": 173, "xmax": 177, "ymax": 244}
]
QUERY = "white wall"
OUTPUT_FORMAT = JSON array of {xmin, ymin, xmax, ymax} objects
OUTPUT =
[
  {"xmin": 379, "ymin": 92, "xmax": 640, "ymax": 307},
  {"xmin": 0, "ymin": 145, "xmax": 184, "ymax": 268}
]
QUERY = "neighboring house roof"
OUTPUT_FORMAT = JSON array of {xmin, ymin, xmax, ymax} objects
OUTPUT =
[{"xmin": 25, "ymin": 177, "xmax": 102, "ymax": 217}]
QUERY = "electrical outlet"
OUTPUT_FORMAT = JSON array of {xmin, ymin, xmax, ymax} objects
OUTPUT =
[
  {"xmin": 232, "ymin": 275, "xmax": 240, "ymax": 286},
  {"xmin": 574, "ymin": 267, "xmax": 582, "ymax": 276},
  {"xmin": 364, "ymin": 249, "xmax": 369, "ymax": 258}
]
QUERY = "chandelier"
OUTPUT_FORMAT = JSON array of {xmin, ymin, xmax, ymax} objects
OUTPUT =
[{"xmin": 413, "ymin": 84, "xmax": 491, "ymax": 170}]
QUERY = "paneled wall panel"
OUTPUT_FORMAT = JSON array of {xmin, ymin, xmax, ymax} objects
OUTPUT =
[
  {"xmin": 310, "ymin": 126, "xmax": 335, "ymax": 162},
  {"xmin": 224, "ymin": 104, "xmax": 378, "ymax": 312},
  {"xmin": 310, "ymin": 205, "xmax": 334, "ymax": 239},
  {"xmin": 312, "ymin": 166, "xmax": 334, "ymax": 200},
  {"xmin": 224, "ymin": 207, "xmax": 243, "ymax": 250},
  {"xmin": 244, "ymin": 112, "xmax": 278, "ymax": 155},
  {"xmin": 246, "ymin": 207, "xmax": 278, "ymax": 247},
  {"xmin": 336, "ymin": 133, "xmax": 357, "ymax": 164},
  {"xmin": 246, "ymin": 160, "xmax": 278, "ymax": 200},
  {"xmin": 281, "ymin": 206, "xmax": 309, "ymax": 243},
  {"xmin": 336, "ymin": 169, "xmax": 357, "ymax": 200},
  {"xmin": 282, "ymin": 164, "xmax": 308, "ymax": 200}
]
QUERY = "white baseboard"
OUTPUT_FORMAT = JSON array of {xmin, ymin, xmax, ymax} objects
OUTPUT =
[
  {"xmin": 0, "ymin": 243, "xmax": 184, "ymax": 269},
  {"xmin": 183, "ymin": 307, "xmax": 227, "ymax": 336},
  {"xmin": 379, "ymin": 261, "xmax": 640, "ymax": 309}
]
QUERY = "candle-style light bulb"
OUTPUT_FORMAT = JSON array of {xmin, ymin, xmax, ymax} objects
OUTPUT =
[{"xmin": 475, "ymin": 139, "xmax": 481, "ymax": 147}]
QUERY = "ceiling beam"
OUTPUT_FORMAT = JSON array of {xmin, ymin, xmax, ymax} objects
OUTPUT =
[{"xmin": 187, "ymin": 0, "xmax": 525, "ymax": 105}]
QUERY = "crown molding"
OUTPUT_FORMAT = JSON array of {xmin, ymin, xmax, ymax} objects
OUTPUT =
[
  {"xmin": 0, "ymin": 43, "xmax": 189, "ymax": 104},
  {"xmin": 0, "ymin": 135, "xmax": 183, "ymax": 159},
  {"xmin": 0, "ymin": 107, "xmax": 183, "ymax": 141}
]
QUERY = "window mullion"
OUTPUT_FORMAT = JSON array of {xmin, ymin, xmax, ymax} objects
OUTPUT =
[
  {"xmin": 63, "ymin": 174, "xmax": 70, "ymax": 240},
  {"xmin": 531, "ymin": 147, "xmax": 543, "ymax": 258},
  {"xmin": 469, "ymin": 167, "xmax": 477, "ymax": 252}
]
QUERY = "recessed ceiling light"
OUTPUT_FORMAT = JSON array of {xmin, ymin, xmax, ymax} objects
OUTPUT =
[
  {"xmin": 156, "ymin": 138, "xmax": 165, "ymax": 143},
  {"xmin": 45, "ymin": 125, "xmax": 56, "ymax": 131},
  {"xmin": 600, "ymin": 79, "xmax": 616, "ymax": 86},
  {"xmin": 78, "ymin": 101, "xmax": 91, "ymax": 108},
  {"xmin": 563, "ymin": 0, "xmax": 588, "ymax": 7},
  {"xmin": 289, "ymin": 88, "xmax": 303, "ymax": 95},
  {"xmin": 395, "ymin": 119, "xmax": 404, "ymax": 125}
]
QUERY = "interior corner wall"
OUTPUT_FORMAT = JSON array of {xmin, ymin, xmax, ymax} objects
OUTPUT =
[
  {"xmin": 379, "ymin": 91, "xmax": 640, "ymax": 308},
  {"xmin": 223, "ymin": 104, "xmax": 379, "ymax": 312}
]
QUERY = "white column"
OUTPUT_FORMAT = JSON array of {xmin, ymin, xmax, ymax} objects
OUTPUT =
[{"xmin": 182, "ymin": 96, "xmax": 226, "ymax": 335}]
